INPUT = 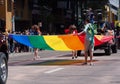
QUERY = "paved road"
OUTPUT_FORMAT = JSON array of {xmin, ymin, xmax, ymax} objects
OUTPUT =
[{"xmin": 7, "ymin": 50, "xmax": 120, "ymax": 84}]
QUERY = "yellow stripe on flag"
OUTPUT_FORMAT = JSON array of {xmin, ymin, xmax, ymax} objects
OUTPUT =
[
  {"xmin": 44, "ymin": 35, "xmax": 72, "ymax": 51},
  {"xmin": 95, "ymin": 35, "xmax": 104, "ymax": 40}
]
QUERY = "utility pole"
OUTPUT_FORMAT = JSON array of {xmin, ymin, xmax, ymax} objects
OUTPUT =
[
  {"xmin": 12, "ymin": 0, "xmax": 15, "ymax": 32},
  {"xmin": 109, "ymin": 3, "xmax": 112, "ymax": 23},
  {"xmin": 118, "ymin": 0, "xmax": 120, "ymax": 21}
]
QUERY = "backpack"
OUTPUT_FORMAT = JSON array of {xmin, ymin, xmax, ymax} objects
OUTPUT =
[{"xmin": 88, "ymin": 23, "xmax": 97, "ymax": 35}]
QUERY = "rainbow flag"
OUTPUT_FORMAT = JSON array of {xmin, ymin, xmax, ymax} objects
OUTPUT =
[{"xmin": 9, "ymin": 34, "xmax": 113, "ymax": 51}]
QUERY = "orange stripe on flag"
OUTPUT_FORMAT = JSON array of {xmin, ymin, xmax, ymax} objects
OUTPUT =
[{"xmin": 58, "ymin": 35, "xmax": 84, "ymax": 50}]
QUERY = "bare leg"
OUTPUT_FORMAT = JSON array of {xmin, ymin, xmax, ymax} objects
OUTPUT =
[
  {"xmin": 33, "ymin": 48, "xmax": 39, "ymax": 60},
  {"xmin": 90, "ymin": 51, "xmax": 93, "ymax": 63},
  {"xmin": 34, "ymin": 49, "xmax": 38, "ymax": 57},
  {"xmin": 72, "ymin": 50, "xmax": 78, "ymax": 59},
  {"xmin": 72, "ymin": 51, "xmax": 75, "ymax": 59},
  {"xmin": 84, "ymin": 51, "xmax": 88, "ymax": 64},
  {"xmin": 75, "ymin": 50, "xmax": 77, "ymax": 58},
  {"xmin": 89, "ymin": 50, "xmax": 93, "ymax": 65}
]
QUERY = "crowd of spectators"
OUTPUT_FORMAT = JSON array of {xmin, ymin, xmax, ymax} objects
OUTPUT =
[
  {"xmin": 7, "ymin": 25, "xmax": 42, "ymax": 54},
  {"xmin": 7, "ymin": 30, "xmax": 32, "ymax": 53}
]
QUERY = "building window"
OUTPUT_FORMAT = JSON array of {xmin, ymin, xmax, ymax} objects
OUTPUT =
[
  {"xmin": 57, "ymin": 1, "xmax": 67, "ymax": 9},
  {"xmin": 21, "ymin": 0, "xmax": 25, "ymax": 9},
  {"xmin": 34, "ymin": 0, "xmax": 38, "ymax": 4},
  {"xmin": 7, "ymin": 0, "xmax": 12, "ymax": 12},
  {"xmin": 20, "ymin": 11, "xmax": 23, "ymax": 18}
]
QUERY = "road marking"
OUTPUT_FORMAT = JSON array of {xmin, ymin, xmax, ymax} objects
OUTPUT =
[{"xmin": 44, "ymin": 68, "xmax": 64, "ymax": 73}]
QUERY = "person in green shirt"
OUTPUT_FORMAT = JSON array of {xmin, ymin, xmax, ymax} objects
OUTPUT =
[{"xmin": 78, "ymin": 19, "xmax": 95, "ymax": 65}]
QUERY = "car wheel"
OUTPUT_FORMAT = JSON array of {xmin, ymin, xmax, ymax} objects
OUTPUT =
[
  {"xmin": 0, "ymin": 52, "xmax": 8, "ymax": 84},
  {"xmin": 111, "ymin": 44, "xmax": 117, "ymax": 53},
  {"xmin": 105, "ymin": 45, "xmax": 111, "ymax": 55}
]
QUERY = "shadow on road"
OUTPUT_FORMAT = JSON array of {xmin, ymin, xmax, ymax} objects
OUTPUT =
[
  {"xmin": 59, "ymin": 53, "xmax": 107, "ymax": 58},
  {"xmin": 8, "ymin": 57, "xmax": 98, "ymax": 66},
  {"xmin": 26, "ymin": 59, "xmax": 98, "ymax": 66},
  {"xmin": 8, "ymin": 52, "xmax": 105, "ymax": 66}
]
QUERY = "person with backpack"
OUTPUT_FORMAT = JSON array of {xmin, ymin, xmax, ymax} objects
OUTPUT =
[{"xmin": 76, "ymin": 19, "xmax": 95, "ymax": 65}]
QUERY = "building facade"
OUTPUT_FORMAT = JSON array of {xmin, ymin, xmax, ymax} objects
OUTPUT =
[
  {"xmin": 0, "ymin": 0, "xmax": 117, "ymax": 34},
  {"xmin": 0, "ymin": 0, "xmax": 13, "ymax": 32}
]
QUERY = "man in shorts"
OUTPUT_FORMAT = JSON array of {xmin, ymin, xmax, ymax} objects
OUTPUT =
[{"xmin": 77, "ymin": 19, "xmax": 95, "ymax": 65}]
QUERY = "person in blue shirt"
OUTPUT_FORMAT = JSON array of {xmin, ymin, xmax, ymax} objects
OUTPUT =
[{"xmin": 30, "ymin": 25, "xmax": 42, "ymax": 60}]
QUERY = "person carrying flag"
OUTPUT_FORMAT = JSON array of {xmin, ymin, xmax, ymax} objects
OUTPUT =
[{"xmin": 77, "ymin": 19, "xmax": 95, "ymax": 65}]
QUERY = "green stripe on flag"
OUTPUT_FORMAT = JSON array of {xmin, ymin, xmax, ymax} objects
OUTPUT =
[{"xmin": 28, "ymin": 35, "xmax": 54, "ymax": 50}]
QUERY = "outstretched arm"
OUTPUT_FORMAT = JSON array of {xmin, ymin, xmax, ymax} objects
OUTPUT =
[{"xmin": 78, "ymin": 31, "xmax": 85, "ymax": 35}]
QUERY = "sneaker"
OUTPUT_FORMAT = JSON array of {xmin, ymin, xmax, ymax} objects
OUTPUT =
[
  {"xmin": 33, "ymin": 57, "xmax": 36, "ymax": 60},
  {"xmin": 72, "ymin": 57, "xmax": 74, "ymax": 59},
  {"xmin": 36, "ymin": 56, "xmax": 40, "ymax": 60},
  {"xmin": 90, "ymin": 62, "xmax": 94, "ymax": 66},
  {"xmin": 75, "ymin": 56, "xmax": 78, "ymax": 58},
  {"xmin": 33, "ymin": 56, "xmax": 40, "ymax": 60}
]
